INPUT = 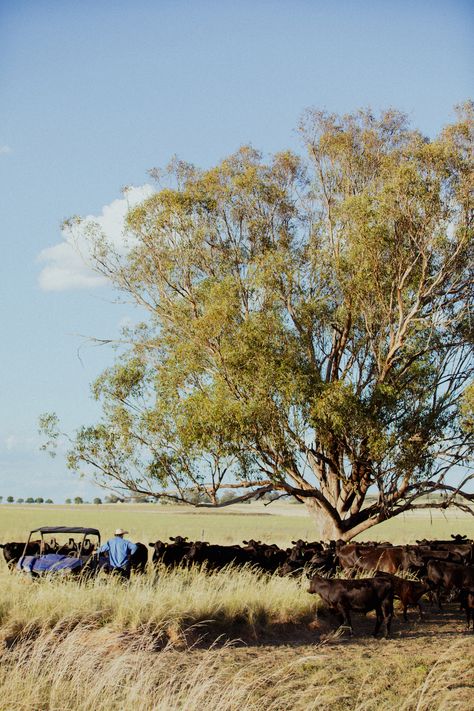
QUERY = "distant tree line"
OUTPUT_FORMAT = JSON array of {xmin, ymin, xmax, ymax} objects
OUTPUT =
[{"xmin": 2, "ymin": 496, "xmax": 54, "ymax": 504}]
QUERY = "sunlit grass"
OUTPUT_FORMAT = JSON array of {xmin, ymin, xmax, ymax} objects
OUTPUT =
[
  {"xmin": 0, "ymin": 565, "xmax": 316, "ymax": 644},
  {"xmin": 1, "ymin": 502, "xmax": 473, "ymax": 547}
]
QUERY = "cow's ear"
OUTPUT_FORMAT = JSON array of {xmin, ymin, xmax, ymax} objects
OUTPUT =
[
  {"xmin": 148, "ymin": 543, "xmax": 154, "ymax": 547},
  {"xmin": 0, "ymin": 544, "xmax": 4, "ymax": 548}
]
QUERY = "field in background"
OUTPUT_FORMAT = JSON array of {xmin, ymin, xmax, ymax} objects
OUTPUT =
[{"xmin": 1, "ymin": 501, "xmax": 473, "ymax": 545}]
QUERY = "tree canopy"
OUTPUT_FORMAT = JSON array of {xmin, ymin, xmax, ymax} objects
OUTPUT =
[{"xmin": 41, "ymin": 105, "xmax": 474, "ymax": 540}]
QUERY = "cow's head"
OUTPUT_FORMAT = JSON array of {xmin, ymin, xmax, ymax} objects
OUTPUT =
[
  {"xmin": 407, "ymin": 549, "xmax": 425, "ymax": 569},
  {"xmin": 306, "ymin": 573, "xmax": 325, "ymax": 595}
]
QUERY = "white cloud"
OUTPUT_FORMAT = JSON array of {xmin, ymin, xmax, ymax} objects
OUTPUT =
[
  {"xmin": 3, "ymin": 434, "xmax": 39, "ymax": 453},
  {"xmin": 0, "ymin": 144, "xmax": 11, "ymax": 155},
  {"xmin": 38, "ymin": 184, "xmax": 154, "ymax": 292}
]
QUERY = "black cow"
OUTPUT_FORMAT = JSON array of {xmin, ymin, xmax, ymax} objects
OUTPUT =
[
  {"xmin": 148, "ymin": 537, "xmax": 191, "ymax": 568},
  {"xmin": 426, "ymin": 560, "xmax": 474, "ymax": 609},
  {"xmin": 279, "ymin": 547, "xmax": 336, "ymax": 577},
  {"xmin": 130, "ymin": 542, "xmax": 148, "ymax": 573},
  {"xmin": 459, "ymin": 588, "xmax": 474, "ymax": 630},
  {"xmin": 0, "ymin": 540, "xmax": 44, "ymax": 568},
  {"xmin": 242, "ymin": 540, "xmax": 287, "ymax": 573},
  {"xmin": 183, "ymin": 542, "xmax": 255, "ymax": 570},
  {"xmin": 307, "ymin": 574, "xmax": 394, "ymax": 637},
  {"xmin": 416, "ymin": 539, "xmax": 472, "ymax": 565}
]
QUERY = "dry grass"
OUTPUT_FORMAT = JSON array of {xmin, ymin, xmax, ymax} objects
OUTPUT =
[
  {"xmin": 1, "ymin": 502, "xmax": 473, "ymax": 546},
  {"xmin": 0, "ymin": 565, "xmax": 316, "ymax": 646},
  {"xmin": 0, "ymin": 626, "xmax": 472, "ymax": 711}
]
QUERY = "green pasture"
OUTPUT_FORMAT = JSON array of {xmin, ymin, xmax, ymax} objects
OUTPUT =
[{"xmin": 0, "ymin": 502, "xmax": 472, "ymax": 545}]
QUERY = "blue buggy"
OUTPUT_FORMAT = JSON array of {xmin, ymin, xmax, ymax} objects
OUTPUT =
[{"xmin": 17, "ymin": 525, "xmax": 105, "ymax": 577}]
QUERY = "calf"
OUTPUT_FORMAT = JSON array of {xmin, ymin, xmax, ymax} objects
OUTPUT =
[
  {"xmin": 375, "ymin": 572, "xmax": 429, "ymax": 621},
  {"xmin": 307, "ymin": 574, "xmax": 394, "ymax": 637}
]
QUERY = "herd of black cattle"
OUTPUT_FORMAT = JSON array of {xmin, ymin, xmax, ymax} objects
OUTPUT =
[{"xmin": 1, "ymin": 533, "xmax": 473, "ymax": 637}]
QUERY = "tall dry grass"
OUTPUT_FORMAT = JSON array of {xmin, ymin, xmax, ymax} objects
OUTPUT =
[
  {"xmin": 0, "ymin": 565, "xmax": 316, "ymax": 644},
  {"xmin": 0, "ymin": 627, "xmax": 471, "ymax": 711}
]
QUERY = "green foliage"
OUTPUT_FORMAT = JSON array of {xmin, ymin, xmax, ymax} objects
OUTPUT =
[
  {"xmin": 38, "ymin": 412, "xmax": 60, "ymax": 458},
  {"xmin": 47, "ymin": 106, "xmax": 473, "ymax": 539},
  {"xmin": 460, "ymin": 383, "xmax": 474, "ymax": 434}
]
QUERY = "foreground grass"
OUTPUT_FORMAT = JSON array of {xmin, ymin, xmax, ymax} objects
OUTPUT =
[{"xmin": 0, "ymin": 626, "xmax": 472, "ymax": 711}]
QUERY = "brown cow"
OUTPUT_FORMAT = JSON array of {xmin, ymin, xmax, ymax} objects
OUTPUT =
[
  {"xmin": 375, "ymin": 572, "xmax": 429, "ymax": 620},
  {"xmin": 337, "ymin": 545, "xmax": 424, "ymax": 574}
]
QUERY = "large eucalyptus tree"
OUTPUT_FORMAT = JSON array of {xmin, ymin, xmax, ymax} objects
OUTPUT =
[{"xmin": 41, "ymin": 105, "xmax": 474, "ymax": 540}]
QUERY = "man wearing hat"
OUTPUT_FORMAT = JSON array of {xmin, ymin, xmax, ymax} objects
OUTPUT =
[{"xmin": 99, "ymin": 528, "xmax": 138, "ymax": 579}]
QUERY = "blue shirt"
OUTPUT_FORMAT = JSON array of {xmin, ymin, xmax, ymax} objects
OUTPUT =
[{"xmin": 99, "ymin": 537, "xmax": 138, "ymax": 570}]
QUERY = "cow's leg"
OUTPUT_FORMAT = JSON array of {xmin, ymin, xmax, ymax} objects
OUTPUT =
[
  {"xmin": 338, "ymin": 604, "xmax": 353, "ymax": 635},
  {"xmin": 418, "ymin": 602, "xmax": 424, "ymax": 620},
  {"xmin": 373, "ymin": 602, "xmax": 386, "ymax": 637},
  {"xmin": 403, "ymin": 603, "xmax": 408, "ymax": 622},
  {"xmin": 381, "ymin": 599, "xmax": 393, "ymax": 638}
]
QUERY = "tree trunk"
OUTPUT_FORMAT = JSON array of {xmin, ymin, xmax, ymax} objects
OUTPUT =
[{"xmin": 304, "ymin": 499, "xmax": 344, "ymax": 541}]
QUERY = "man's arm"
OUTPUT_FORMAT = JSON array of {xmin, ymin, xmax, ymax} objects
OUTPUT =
[
  {"xmin": 99, "ymin": 541, "xmax": 109, "ymax": 554},
  {"xmin": 127, "ymin": 541, "xmax": 138, "ymax": 555}
]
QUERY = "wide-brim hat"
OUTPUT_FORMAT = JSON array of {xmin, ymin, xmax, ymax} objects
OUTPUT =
[{"xmin": 115, "ymin": 528, "xmax": 129, "ymax": 536}]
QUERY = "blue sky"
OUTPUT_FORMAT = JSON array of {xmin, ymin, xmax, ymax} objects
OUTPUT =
[{"xmin": 0, "ymin": 0, "xmax": 472, "ymax": 500}]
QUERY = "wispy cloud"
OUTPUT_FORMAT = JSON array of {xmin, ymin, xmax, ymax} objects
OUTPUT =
[
  {"xmin": 38, "ymin": 184, "xmax": 154, "ymax": 292},
  {"xmin": 3, "ymin": 433, "xmax": 39, "ymax": 453},
  {"xmin": 0, "ymin": 144, "xmax": 12, "ymax": 155}
]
